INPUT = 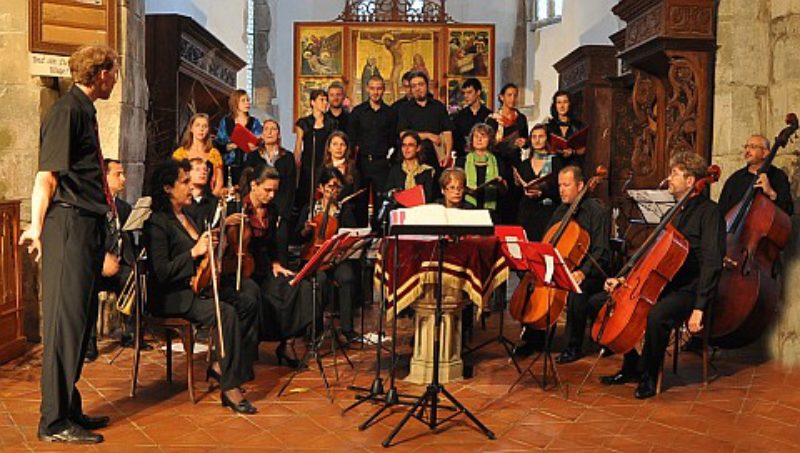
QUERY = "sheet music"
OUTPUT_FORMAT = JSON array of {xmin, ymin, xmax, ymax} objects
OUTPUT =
[
  {"xmin": 391, "ymin": 204, "xmax": 493, "ymax": 227},
  {"xmin": 627, "ymin": 189, "xmax": 675, "ymax": 225}
]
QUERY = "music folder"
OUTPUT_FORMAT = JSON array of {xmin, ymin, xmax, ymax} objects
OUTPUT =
[
  {"xmin": 389, "ymin": 204, "xmax": 494, "ymax": 236},
  {"xmin": 231, "ymin": 123, "xmax": 260, "ymax": 153},
  {"xmin": 549, "ymin": 127, "xmax": 589, "ymax": 152}
]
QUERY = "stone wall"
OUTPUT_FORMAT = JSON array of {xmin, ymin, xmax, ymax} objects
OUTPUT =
[
  {"xmin": 713, "ymin": 0, "xmax": 800, "ymax": 366},
  {"xmin": 0, "ymin": 0, "xmax": 147, "ymax": 340}
]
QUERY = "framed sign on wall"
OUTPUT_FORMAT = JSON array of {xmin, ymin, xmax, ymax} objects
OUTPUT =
[{"xmin": 29, "ymin": 0, "xmax": 118, "ymax": 56}]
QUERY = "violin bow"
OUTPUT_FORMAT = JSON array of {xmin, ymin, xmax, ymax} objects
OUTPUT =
[{"xmin": 205, "ymin": 222, "xmax": 226, "ymax": 359}]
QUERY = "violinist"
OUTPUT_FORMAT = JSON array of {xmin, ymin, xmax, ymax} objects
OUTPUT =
[
  {"xmin": 296, "ymin": 167, "xmax": 360, "ymax": 341},
  {"xmin": 599, "ymin": 152, "xmax": 725, "ymax": 399},
  {"xmin": 516, "ymin": 124, "xmax": 562, "ymax": 241},
  {"xmin": 549, "ymin": 166, "xmax": 610, "ymax": 364},
  {"xmin": 144, "ymin": 159, "xmax": 260, "ymax": 414},
  {"xmin": 385, "ymin": 130, "xmax": 437, "ymax": 203},
  {"xmin": 718, "ymin": 134, "xmax": 793, "ymax": 216},
  {"xmin": 238, "ymin": 165, "xmax": 301, "ymax": 368},
  {"xmin": 321, "ymin": 131, "xmax": 362, "ymax": 223}
]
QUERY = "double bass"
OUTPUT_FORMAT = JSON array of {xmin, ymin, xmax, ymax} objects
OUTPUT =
[
  {"xmin": 592, "ymin": 166, "xmax": 720, "ymax": 354},
  {"xmin": 711, "ymin": 114, "xmax": 798, "ymax": 348},
  {"xmin": 509, "ymin": 166, "xmax": 607, "ymax": 328}
]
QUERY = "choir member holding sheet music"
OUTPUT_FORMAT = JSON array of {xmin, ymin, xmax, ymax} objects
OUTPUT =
[
  {"xmin": 545, "ymin": 90, "xmax": 587, "ymax": 169},
  {"xmin": 454, "ymin": 123, "xmax": 507, "ymax": 223},
  {"xmin": 215, "ymin": 90, "xmax": 263, "ymax": 186},
  {"xmin": 515, "ymin": 123, "xmax": 562, "ymax": 241},
  {"xmin": 385, "ymin": 131, "xmax": 437, "ymax": 203}
]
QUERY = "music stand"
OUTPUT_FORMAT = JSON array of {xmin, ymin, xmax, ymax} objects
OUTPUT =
[
  {"xmin": 506, "ymin": 242, "xmax": 580, "ymax": 394},
  {"xmin": 462, "ymin": 226, "xmax": 525, "ymax": 373},
  {"xmin": 277, "ymin": 233, "xmax": 343, "ymax": 402},
  {"xmin": 125, "ymin": 197, "xmax": 152, "ymax": 398},
  {"xmin": 382, "ymin": 221, "xmax": 496, "ymax": 447}
]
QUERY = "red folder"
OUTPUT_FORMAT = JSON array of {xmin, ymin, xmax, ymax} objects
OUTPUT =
[
  {"xmin": 522, "ymin": 242, "xmax": 581, "ymax": 293},
  {"xmin": 231, "ymin": 123, "xmax": 260, "ymax": 154},
  {"xmin": 393, "ymin": 185, "xmax": 425, "ymax": 208},
  {"xmin": 494, "ymin": 225, "xmax": 529, "ymax": 271},
  {"xmin": 549, "ymin": 127, "xmax": 589, "ymax": 153}
]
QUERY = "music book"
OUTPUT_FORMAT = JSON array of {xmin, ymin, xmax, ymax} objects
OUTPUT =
[
  {"xmin": 512, "ymin": 168, "xmax": 557, "ymax": 191},
  {"xmin": 390, "ymin": 204, "xmax": 492, "ymax": 229},
  {"xmin": 627, "ymin": 189, "xmax": 675, "ymax": 225},
  {"xmin": 469, "ymin": 176, "xmax": 502, "ymax": 193},
  {"xmin": 522, "ymin": 242, "xmax": 582, "ymax": 294},
  {"xmin": 549, "ymin": 127, "xmax": 589, "ymax": 152},
  {"xmin": 393, "ymin": 185, "xmax": 426, "ymax": 208},
  {"xmin": 494, "ymin": 225, "xmax": 529, "ymax": 271},
  {"xmin": 231, "ymin": 123, "xmax": 260, "ymax": 154}
]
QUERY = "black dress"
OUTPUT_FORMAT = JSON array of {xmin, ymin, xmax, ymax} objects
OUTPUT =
[
  {"xmin": 516, "ymin": 155, "xmax": 562, "ymax": 241},
  {"xmin": 295, "ymin": 115, "xmax": 337, "ymax": 210},
  {"xmin": 546, "ymin": 118, "xmax": 586, "ymax": 169}
]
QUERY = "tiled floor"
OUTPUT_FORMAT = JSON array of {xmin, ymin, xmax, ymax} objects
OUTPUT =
[{"xmin": 2, "ymin": 306, "xmax": 799, "ymax": 452}]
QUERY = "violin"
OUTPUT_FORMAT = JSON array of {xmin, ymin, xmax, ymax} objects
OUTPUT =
[
  {"xmin": 221, "ymin": 203, "xmax": 255, "ymax": 291},
  {"xmin": 591, "ymin": 165, "xmax": 720, "ymax": 354},
  {"xmin": 712, "ymin": 113, "xmax": 798, "ymax": 348},
  {"xmin": 300, "ymin": 187, "xmax": 366, "ymax": 261},
  {"xmin": 509, "ymin": 166, "xmax": 607, "ymax": 328}
]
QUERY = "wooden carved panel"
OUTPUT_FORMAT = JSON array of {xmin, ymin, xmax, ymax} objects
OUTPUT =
[
  {"xmin": 666, "ymin": 4, "xmax": 713, "ymax": 38},
  {"xmin": 631, "ymin": 70, "xmax": 659, "ymax": 177},
  {"xmin": 625, "ymin": 5, "xmax": 662, "ymax": 49},
  {"xmin": 0, "ymin": 201, "xmax": 25, "ymax": 364},
  {"xmin": 665, "ymin": 56, "xmax": 698, "ymax": 158}
]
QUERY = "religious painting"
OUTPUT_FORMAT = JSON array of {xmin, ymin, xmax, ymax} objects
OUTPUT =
[
  {"xmin": 297, "ymin": 78, "xmax": 343, "ymax": 118},
  {"xmin": 353, "ymin": 28, "xmax": 437, "ymax": 104},
  {"xmin": 297, "ymin": 26, "xmax": 343, "ymax": 76},
  {"xmin": 447, "ymin": 78, "xmax": 491, "ymax": 113},
  {"xmin": 447, "ymin": 27, "xmax": 492, "ymax": 78}
]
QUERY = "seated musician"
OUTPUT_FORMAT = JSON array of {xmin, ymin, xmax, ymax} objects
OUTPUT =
[
  {"xmin": 385, "ymin": 130, "xmax": 437, "ymax": 203},
  {"xmin": 552, "ymin": 166, "xmax": 610, "ymax": 364},
  {"xmin": 296, "ymin": 167, "xmax": 360, "ymax": 342},
  {"xmin": 598, "ymin": 152, "xmax": 725, "ymax": 399},
  {"xmin": 718, "ymin": 134, "xmax": 793, "ymax": 216},
  {"xmin": 436, "ymin": 168, "xmax": 475, "ymax": 209},
  {"xmin": 454, "ymin": 123, "xmax": 507, "ymax": 223},
  {"xmin": 144, "ymin": 160, "xmax": 260, "ymax": 414}
]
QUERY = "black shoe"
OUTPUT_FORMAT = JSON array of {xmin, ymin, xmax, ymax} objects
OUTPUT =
[
  {"xmin": 276, "ymin": 341, "xmax": 301, "ymax": 369},
  {"xmin": 555, "ymin": 348, "xmax": 585, "ymax": 365},
  {"xmin": 513, "ymin": 341, "xmax": 540, "ymax": 358},
  {"xmin": 342, "ymin": 330, "xmax": 360, "ymax": 344},
  {"xmin": 599, "ymin": 368, "xmax": 641, "ymax": 385},
  {"xmin": 635, "ymin": 373, "xmax": 657, "ymax": 399},
  {"xmin": 206, "ymin": 365, "xmax": 222, "ymax": 385},
  {"xmin": 71, "ymin": 414, "xmax": 110, "ymax": 430},
  {"xmin": 119, "ymin": 332, "xmax": 135, "ymax": 347},
  {"xmin": 38, "ymin": 425, "xmax": 103, "ymax": 444},
  {"xmin": 84, "ymin": 346, "xmax": 98, "ymax": 363},
  {"xmin": 221, "ymin": 393, "xmax": 257, "ymax": 414}
]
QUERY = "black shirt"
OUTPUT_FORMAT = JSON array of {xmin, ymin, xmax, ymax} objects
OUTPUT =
[
  {"xmin": 545, "ymin": 198, "xmax": 611, "ymax": 280},
  {"xmin": 397, "ymin": 98, "xmax": 454, "ymax": 136},
  {"xmin": 184, "ymin": 193, "xmax": 219, "ymax": 228},
  {"xmin": 451, "ymin": 104, "xmax": 492, "ymax": 157},
  {"xmin": 486, "ymin": 110, "xmax": 529, "ymax": 168},
  {"xmin": 718, "ymin": 165, "xmax": 793, "ymax": 217},
  {"xmin": 385, "ymin": 163, "xmax": 437, "ymax": 204},
  {"xmin": 326, "ymin": 109, "xmax": 350, "ymax": 134},
  {"xmin": 349, "ymin": 100, "xmax": 397, "ymax": 159},
  {"xmin": 39, "ymin": 86, "xmax": 108, "ymax": 216},
  {"xmin": 665, "ymin": 195, "xmax": 726, "ymax": 310},
  {"xmin": 546, "ymin": 118, "xmax": 586, "ymax": 168}
]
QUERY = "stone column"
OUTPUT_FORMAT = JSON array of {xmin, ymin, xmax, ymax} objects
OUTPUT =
[
  {"xmin": 252, "ymin": 0, "xmax": 277, "ymax": 119},
  {"xmin": 405, "ymin": 284, "xmax": 468, "ymax": 385}
]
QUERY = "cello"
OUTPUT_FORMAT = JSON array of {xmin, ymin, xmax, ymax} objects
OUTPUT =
[
  {"xmin": 711, "ymin": 114, "xmax": 798, "ymax": 348},
  {"xmin": 591, "ymin": 165, "xmax": 720, "ymax": 354},
  {"xmin": 509, "ymin": 166, "xmax": 607, "ymax": 328}
]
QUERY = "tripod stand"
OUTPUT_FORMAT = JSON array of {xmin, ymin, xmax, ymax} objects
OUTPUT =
[
  {"xmin": 383, "ymin": 236, "xmax": 495, "ymax": 447},
  {"xmin": 462, "ymin": 280, "xmax": 522, "ymax": 373},
  {"xmin": 508, "ymin": 289, "xmax": 562, "ymax": 393}
]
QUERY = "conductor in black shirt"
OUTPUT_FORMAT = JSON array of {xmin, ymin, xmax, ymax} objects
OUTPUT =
[
  {"xmin": 599, "ymin": 152, "xmax": 725, "ymax": 399},
  {"xmin": 718, "ymin": 134, "xmax": 793, "ymax": 216},
  {"xmin": 20, "ymin": 45, "xmax": 119, "ymax": 444}
]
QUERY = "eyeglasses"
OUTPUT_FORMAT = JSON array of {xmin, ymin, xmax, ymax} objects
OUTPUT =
[{"xmin": 444, "ymin": 185, "xmax": 464, "ymax": 192}]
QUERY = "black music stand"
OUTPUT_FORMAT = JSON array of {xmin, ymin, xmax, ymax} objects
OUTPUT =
[
  {"xmin": 277, "ymin": 233, "xmax": 354, "ymax": 402},
  {"xmin": 382, "ymin": 222, "xmax": 496, "ymax": 448},
  {"xmin": 505, "ymin": 242, "xmax": 580, "ymax": 394}
]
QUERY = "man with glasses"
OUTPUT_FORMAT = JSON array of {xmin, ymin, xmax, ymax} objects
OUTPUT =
[{"xmin": 717, "ymin": 134, "xmax": 793, "ymax": 216}]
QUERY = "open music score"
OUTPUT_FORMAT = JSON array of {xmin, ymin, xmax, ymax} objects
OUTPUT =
[
  {"xmin": 389, "ymin": 204, "xmax": 493, "ymax": 236},
  {"xmin": 627, "ymin": 189, "xmax": 676, "ymax": 225}
]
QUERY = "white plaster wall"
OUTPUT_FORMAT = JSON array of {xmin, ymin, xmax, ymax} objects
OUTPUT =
[
  {"xmin": 529, "ymin": 0, "xmax": 622, "ymax": 123},
  {"xmin": 145, "ymin": 0, "xmax": 250, "ymax": 87}
]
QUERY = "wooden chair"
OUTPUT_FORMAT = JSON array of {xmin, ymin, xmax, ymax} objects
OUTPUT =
[
  {"xmin": 128, "ymin": 262, "xmax": 199, "ymax": 404},
  {"xmin": 657, "ymin": 310, "xmax": 713, "ymax": 394}
]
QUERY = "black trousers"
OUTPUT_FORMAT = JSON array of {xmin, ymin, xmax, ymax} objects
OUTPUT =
[
  {"xmin": 88, "ymin": 265, "xmax": 133, "ymax": 349},
  {"xmin": 564, "ymin": 277, "xmax": 605, "ymax": 351},
  {"xmin": 320, "ymin": 261, "xmax": 358, "ymax": 333},
  {"xmin": 39, "ymin": 205, "xmax": 104, "ymax": 435},
  {"xmin": 183, "ymin": 279, "xmax": 260, "ymax": 390},
  {"xmin": 614, "ymin": 289, "xmax": 695, "ymax": 377},
  {"xmin": 357, "ymin": 156, "xmax": 391, "ymax": 228}
]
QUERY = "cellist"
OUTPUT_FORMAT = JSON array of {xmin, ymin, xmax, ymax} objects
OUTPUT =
[
  {"xmin": 599, "ymin": 152, "xmax": 725, "ymax": 399},
  {"xmin": 549, "ymin": 166, "xmax": 612, "ymax": 364},
  {"xmin": 718, "ymin": 134, "xmax": 793, "ymax": 216},
  {"xmin": 144, "ymin": 159, "xmax": 259, "ymax": 414}
]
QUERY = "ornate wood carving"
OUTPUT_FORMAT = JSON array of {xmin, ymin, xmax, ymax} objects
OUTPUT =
[
  {"xmin": 625, "ymin": 5, "xmax": 662, "ymax": 49},
  {"xmin": 666, "ymin": 4, "xmax": 713, "ymax": 37},
  {"xmin": 337, "ymin": 0, "xmax": 453, "ymax": 23},
  {"xmin": 664, "ymin": 56, "xmax": 698, "ymax": 158},
  {"xmin": 631, "ymin": 70, "xmax": 659, "ymax": 177}
]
